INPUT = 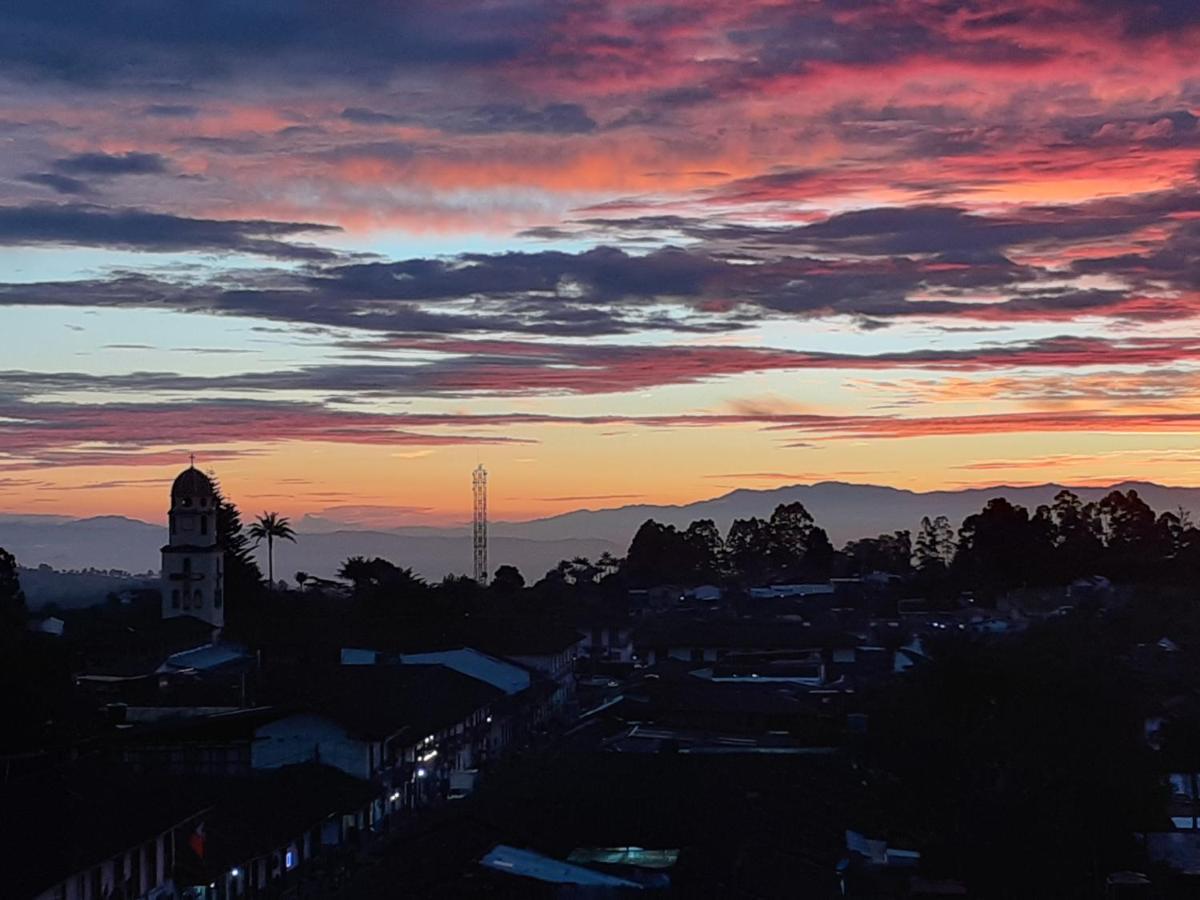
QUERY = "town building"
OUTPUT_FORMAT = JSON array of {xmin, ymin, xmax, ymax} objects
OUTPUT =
[{"xmin": 161, "ymin": 465, "xmax": 224, "ymax": 632}]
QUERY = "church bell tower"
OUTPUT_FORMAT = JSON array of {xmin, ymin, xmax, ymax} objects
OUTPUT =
[{"xmin": 161, "ymin": 462, "xmax": 225, "ymax": 630}]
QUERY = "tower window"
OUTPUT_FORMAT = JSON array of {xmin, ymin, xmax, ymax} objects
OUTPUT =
[
  {"xmin": 171, "ymin": 589, "xmax": 180, "ymax": 609},
  {"xmin": 200, "ymin": 516, "xmax": 208, "ymax": 535},
  {"xmin": 193, "ymin": 590, "xmax": 203, "ymax": 607},
  {"xmin": 182, "ymin": 558, "xmax": 192, "ymax": 575}
]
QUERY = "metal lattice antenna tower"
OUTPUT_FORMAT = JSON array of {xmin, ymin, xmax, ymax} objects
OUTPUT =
[{"xmin": 472, "ymin": 464, "xmax": 488, "ymax": 584}]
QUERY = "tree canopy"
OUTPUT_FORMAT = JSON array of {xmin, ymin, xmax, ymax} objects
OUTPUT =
[
  {"xmin": 0, "ymin": 545, "xmax": 27, "ymax": 634},
  {"xmin": 611, "ymin": 488, "xmax": 1200, "ymax": 595}
]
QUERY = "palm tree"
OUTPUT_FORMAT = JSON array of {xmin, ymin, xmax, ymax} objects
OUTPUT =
[
  {"xmin": 247, "ymin": 512, "xmax": 296, "ymax": 590},
  {"xmin": 338, "ymin": 556, "xmax": 371, "ymax": 595}
]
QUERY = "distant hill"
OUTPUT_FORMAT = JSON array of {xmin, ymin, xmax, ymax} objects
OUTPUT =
[
  {"xmin": 0, "ymin": 515, "xmax": 163, "ymax": 573},
  {"xmin": 18, "ymin": 567, "xmax": 157, "ymax": 610},
  {"xmin": 0, "ymin": 514, "xmax": 618, "ymax": 586},
  {"xmin": 264, "ymin": 531, "xmax": 620, "ymax": 585},
  {"xmin": 495, "ymin": 480, "xmax": 1200, "ymax": 547},
  {"xmin": 3, "ymin": 480, "xmax": 1198, "ymax": 585}
]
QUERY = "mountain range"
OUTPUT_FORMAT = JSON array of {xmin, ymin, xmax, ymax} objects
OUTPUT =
[{"xmin": 3, "ymin": 481, "xmax": 1198, "ymax": 586}]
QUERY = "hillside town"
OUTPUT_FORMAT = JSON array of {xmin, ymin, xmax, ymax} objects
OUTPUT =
[{"xmin": 2, "ymin": 464, "xmax": 1200, "ymax": 898}]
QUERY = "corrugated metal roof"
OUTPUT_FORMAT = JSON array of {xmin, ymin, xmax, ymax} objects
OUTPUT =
[
  {"xmin": 158, "ymin": 642, "xmax": 250, "ymax": 673},
  {"xmin": 480, "ymin": 845, "xmax": 644, "ymax": 887},
  {"xmin": 400, "ymin": 647, "xmax": 531, "ymax": 695}
]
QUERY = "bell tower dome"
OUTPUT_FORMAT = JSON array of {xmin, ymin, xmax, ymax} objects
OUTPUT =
[{"xmin": 161, "ymin": 461, "xmax": 225, "ymax": 630}]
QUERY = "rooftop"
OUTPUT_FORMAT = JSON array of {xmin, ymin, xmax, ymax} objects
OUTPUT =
[
  {"xmin": 172, "ymin": 465, "xmax": 215, "ymax": 499},
  {"xmin": 263, "ymin": 663, "xmax": 504, "ymax": 741}
]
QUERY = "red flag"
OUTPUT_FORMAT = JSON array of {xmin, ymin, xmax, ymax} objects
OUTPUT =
[{"xmin": 189, "ymin": 822, "xmax": 206, "ymax": 859}]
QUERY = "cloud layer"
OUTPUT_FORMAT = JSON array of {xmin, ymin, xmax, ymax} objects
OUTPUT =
[{"xmin": 4, "ymin": 0, "xmax": 1200, "ymax": 507}]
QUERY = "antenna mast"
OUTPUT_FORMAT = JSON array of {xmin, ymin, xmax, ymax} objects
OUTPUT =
[{"xmin": 472, "ymin": 464, "xmax": 488, "ymax": 584}]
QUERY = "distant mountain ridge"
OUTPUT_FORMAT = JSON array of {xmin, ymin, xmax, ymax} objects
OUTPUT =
[
  {"xmin": 3, "ymin": 480, "xmax": 1198, "ymax": 583},
  {"xmin": 495, "ymin": 479, "xmax": 1200, "ymax": 547}
]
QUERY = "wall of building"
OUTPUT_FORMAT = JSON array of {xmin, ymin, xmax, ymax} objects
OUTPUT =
[
  {"xmin": 32, "ymin": 831, "xmax": 170, "ymax": 900},
  {"xmin": 252, "ymin": 714, "xmax": 372, "ymax": 780},
  {"xmin": 161, "ymin": 550, "xmax": 224, "ymax": 627}
]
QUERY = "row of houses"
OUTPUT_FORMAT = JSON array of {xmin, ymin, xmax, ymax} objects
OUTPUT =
[{"xmin": 10, "ymin": 616, "xmax": 587, "ymax": 899}]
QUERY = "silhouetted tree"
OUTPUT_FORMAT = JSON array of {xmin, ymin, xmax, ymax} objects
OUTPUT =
[
  {"xmin": 954, "ymin": 498, "xmax": 1041, "ymax": 594},
  {"xmin": 682, "ymin": 519, "xmax": 725, "ymax": 581},
  {"xmin": 869, "ymin": 622, "xmax": 1161, "ymax": 897},
  {"xmin": 248, "ymin": 512, "xmax": 296, "ymax": 589},
  {"xmin": 623, "ymin": 519, "xmax": 728, "ymax": 585},
  {"xmin": 0, "ymin": 546, "xmax": 27, "ymax": 633},
  {"xmin": 623, "ymin": 521, "xmax": 686, "ymax": 586},
  {"xmin": 338, "ymin": 556, "xmax": 428, "ymax": 611},
  {"xmin": 596, "ymin": 551, "xmax": 621, "ymax": 576},
  {"xmin": 569, "ymin": 556, "xmax": 603, "ymax": 585},
  {"xmin": 212, "ymin": 484, "xmax": 263, "ymax": 607},
  {"xmin": 492, "ymin": 564, "xmax": 526, "ymax": 593},
  {"xmin": 1046, "ymin": 490, "xmax": 1103, "ymax": 580},
  {"xmin": 439, "ymin": 573, "xmax": 483, "ymax": 614},
  {"xmin": 767, "ymin": 502, "xmax": 834, "ymax": 581},
  {"xmin": 338, "ymin": 556, "xmax": 372, "ymax": 594},
  {"xmin": 914, "ymin": 515, "xmax": 955, "ymax": 573},
  {"xmin": 1098, "ymin": 489, "xmax": 1170, "ymax": 582},
  {"xmin": 726, "ymin": 516, "xmax": 772, "ymax": 583},
  {"xmin": 0, "ymin": 546, "xmax": 75, "ymax": 751},
  {"xmin": 843, "ymin": 530, "xmax": 912, "ymax": 575}
]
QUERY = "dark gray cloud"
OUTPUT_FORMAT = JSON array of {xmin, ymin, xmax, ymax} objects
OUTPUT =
[
  {"xmin": 53, "ymin": 150, "xmax": 168, "ymax": 176},
  {"xmin": 2, "ymin": 188, "xmax": 1198, "ymax": 329},
  {"xmin": 1091, "ymin": 0, "xmax": 1200, "ymax": 36},
  {"xmin": 340, "ymin": 107, "xmax": 407, "ymax": 125},
  {"xmin": 143, "ymin": 103, "xmax": 199, "ymax": 117},
  {"xmin": 8, "ymin": 335, "xmax": 1200, "ymax": 404},
  {"xmin": 0, "ymin": 397, "xmax": 534, "ymax": 464},
  {"xmin": 0, "ymin": 271, "xmax": 729, "ymax": 338},
  {"xmin": 311, "ymin": 141, "xmax": 415, "ymax": 165},
  {"xmin": 709, "ymin": 203, "xmax": 1160, "ymax": 256},
  {"xmin": 18, "ymin": 172, "xmax": 92, "ymax": 195},
  {"xmin": 341, "ymin": 102, "xmax": 596, "ymax": 136},
  {"xmin": 0, "ymin": 0, "xmax": 553, "ymax": 87},
  {"xmin": 0, "ymin": 203, "xmax": 341, "ymax": 259},
  {"xmin": 451, "ymin": 103, "xmax": 596, "ymax": 135}
]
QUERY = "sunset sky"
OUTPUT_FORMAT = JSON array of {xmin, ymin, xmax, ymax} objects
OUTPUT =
[{"xmin": 3, "ymin": 0, "xmax": 1200, "ymax": 527}]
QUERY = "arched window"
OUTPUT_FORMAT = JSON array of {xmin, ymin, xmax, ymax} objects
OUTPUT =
[
  {"xmin": 182, "ymin": 557, "xmax": 192, "ymax": 575},
  {"xmin": 193, "ymin": 590, "xmax": 203, "ymax": 608},
  {"xmin": 200, "ymin": 516, "xmax": 208, "ymax": 536},
  {"xmin": 171, "ymin": 589, "xmax": 180, "ymax": 609}
]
